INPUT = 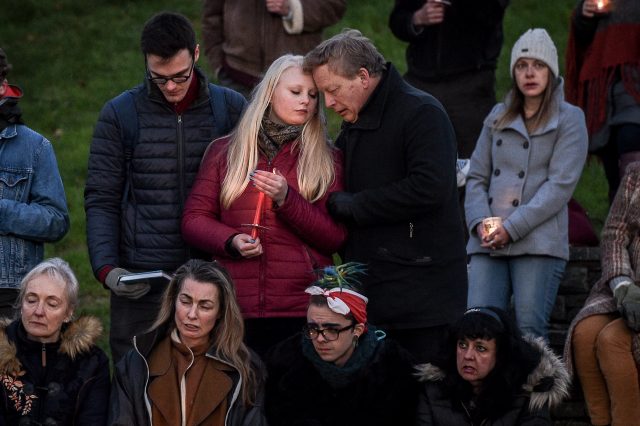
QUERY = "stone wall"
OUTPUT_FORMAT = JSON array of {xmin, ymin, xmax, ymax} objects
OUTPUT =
[{"xmin": 550, "ymin": 247, "xmax": 601, "ymax": 426}]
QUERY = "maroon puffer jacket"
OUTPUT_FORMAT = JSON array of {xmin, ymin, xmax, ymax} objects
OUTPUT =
[{"xmin": 182, "ymin": 136, "xmax": 346, "ymax": 318}]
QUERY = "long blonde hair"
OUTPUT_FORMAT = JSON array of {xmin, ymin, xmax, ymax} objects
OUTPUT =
[
  {"xmin": 151, "ymin": 260, "xmax": 258, "ymax": 405},
  {"xmin": 221, "ymin": 54, "xmax": 335, "ymax": 208}
]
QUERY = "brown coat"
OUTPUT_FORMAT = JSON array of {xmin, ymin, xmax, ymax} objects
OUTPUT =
[
  {"xmin": 202, "ymin": 0, "xmax": 346, "ymax": 79},
  {"xmin": 147, "ymin": 333, "xmax": 234, "ymax": 426},
  {"xmin": 563, "ymin": 162, "xmax": 640, "ymax": 374}
]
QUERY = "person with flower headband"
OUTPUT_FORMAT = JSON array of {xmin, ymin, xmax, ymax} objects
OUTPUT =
[{"xmin": 265, "ymin": 263, "xmax": 419, "ymax": 425}]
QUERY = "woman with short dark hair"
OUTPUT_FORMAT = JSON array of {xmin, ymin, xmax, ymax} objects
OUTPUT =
[{"xmin": 416, "ymin": 307, "xmax": 569, "ymax": 425}]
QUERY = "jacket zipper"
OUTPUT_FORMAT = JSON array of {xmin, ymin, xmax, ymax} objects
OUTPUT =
[
  {"xmin": 177, "ymin": 114, "xmax": 188, "ymax": 260},
  {"xmin": 258, "ymin": 160, "xmax": 272, "ymax": 316}
]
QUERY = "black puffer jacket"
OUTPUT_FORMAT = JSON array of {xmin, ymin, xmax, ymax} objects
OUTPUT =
[
  {"xmin": 85, "ymin": 68, "xmax": 246, "ymax": 276},
  {"xmin": 415, "ymin": 336, "xmax": 570, "ymax": 426},
  {"xmin": 0, "ymin": 317, "xmax": 110, "ymax": 426}
]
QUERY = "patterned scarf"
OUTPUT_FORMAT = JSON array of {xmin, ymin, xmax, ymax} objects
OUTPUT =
[
  {"xmin": 565, "ymin": 0, "xmax": 640, "ymax": 135},
  {"xmin": 257, "ymin": 114, "xmax": 302, "ymax": 161},
  {"xmin": 301, "ymin": 326, "xmax": 385, "ymax": 388}
]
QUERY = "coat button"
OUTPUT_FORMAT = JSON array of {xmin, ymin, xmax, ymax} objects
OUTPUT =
[
  {"xmin": 518, "ymin": 171, "xmax": 525, "ymax": 178},
  {"xmin": 494, "ymin": 169, "xmax": 501, "ymax": 176},
  {"xmin": 496, "ymin": 139, "xmax": 502, "ymax": 146},
  {"xmin": 512, "ymin": 199, "xmax": 519, "ymax": 207},
  {"xmin": 488, "ymin": 197, "xmax": 493, "ymax": 205},
  {"xmin": 523, "ymin": 141, "xmax": 530, "ymax": 149}
]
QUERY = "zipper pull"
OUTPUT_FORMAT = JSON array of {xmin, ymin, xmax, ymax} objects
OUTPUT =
[
  {"xmin": 409, "ymin": 222, "xmax": 414, "ymax": 238},
  {"xmin": 41, "ymin": 343, "xmax": 46, "ymax": 367}
]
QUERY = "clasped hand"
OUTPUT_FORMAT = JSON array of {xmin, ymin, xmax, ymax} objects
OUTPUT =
[{"xmin": 477, "ymin": 223, "xmax": 511, "ymax": 250}]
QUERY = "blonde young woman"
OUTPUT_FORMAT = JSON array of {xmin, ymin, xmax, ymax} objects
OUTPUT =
[
  {"xmin": 464, "ymin": 29, "xmax": 588, "ymax": 339},
  {"xmin": 109, "ymin": 259, "xmax": 266, "ymax": 426},
  {"xmin": 182, "ymin": 54, "xmax": 346, "ymax": 355}
]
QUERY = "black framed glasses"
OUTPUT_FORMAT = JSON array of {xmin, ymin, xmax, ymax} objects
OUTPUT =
[
  {"xmin": 146, "ymin": 58, "xmax": 194, "ymax": 85},
  {"xmin": 303, "ymin": 324, "xmax": 355, "ymax": 341}
]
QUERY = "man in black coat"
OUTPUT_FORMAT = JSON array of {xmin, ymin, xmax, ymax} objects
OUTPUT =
[
  {"xmin": 84, "ymin": 12, "xmax": 246, "ymax": 362},
  {"xmin": 304, "ymin": 29, "xmax": 467, "ymax": 363}
]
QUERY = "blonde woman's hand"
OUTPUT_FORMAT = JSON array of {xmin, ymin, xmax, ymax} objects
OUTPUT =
[
  {"xmin": 232, "ymin": 234, "xmax": 263, "ymax": 258},
  {"xmin": 250, "ymin": 169, "xmax": 289, "ymax": 206}
]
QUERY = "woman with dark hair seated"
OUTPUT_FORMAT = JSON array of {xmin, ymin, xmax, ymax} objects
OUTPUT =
[
  {"xmin": 416, "ymin": 306, "xmax": 570, "ymax": 425},
  {"xmin": 265, "ymin": 263, "xmax": 419, "ymax": 426},
  {"xmin": 109, "ymin": 259, "xmax": 266, "ymax": 426}
]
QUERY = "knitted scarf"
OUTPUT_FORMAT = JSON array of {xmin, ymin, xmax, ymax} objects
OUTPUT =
[
  {"xmin": 565, "ymin": 0, "xmax": 640, "ymax": 135},
  {"xmin": 257, "ymin": 115, "xmax": 301, "ymax": 161},
  {"xmin": 301, "ymin": 327, "xmax": 385, "ymax": 389}
]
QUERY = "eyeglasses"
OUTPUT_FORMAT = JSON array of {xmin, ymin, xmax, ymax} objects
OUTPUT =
[
  {"xmin": 147, "ymin": 59, "xmax": 194, "ymax": 85},
  {"xmin": 303, "ymin": 324, "xmax": 355, "ymax": 341}
]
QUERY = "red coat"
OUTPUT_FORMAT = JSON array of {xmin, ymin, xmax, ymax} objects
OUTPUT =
[{"xmin": 182, "ymin": 136, "xmax": 346, "ymax": 318}]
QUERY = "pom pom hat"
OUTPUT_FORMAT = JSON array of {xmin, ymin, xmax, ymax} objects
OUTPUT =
[{"xmin": 510, "ymin": 28, "xmax": 559, "ymax": 78}]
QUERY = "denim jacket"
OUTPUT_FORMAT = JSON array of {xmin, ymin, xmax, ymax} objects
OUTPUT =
[{"xmin": 0, "ymin": 123, "xmax": 69, "ymax": 288}]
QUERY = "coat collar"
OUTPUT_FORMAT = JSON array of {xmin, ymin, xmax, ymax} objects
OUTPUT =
[
  {"xmin": 342, "ymin": 62, "xmax": 400, "ymax": 132},
  {"xmin": 0, "ymin": 317, "xmax": 103, "ymax": 375},
  {"xmin": 0, "ymin": 123, "xmax": 17, "ymax": 139},
  {"xmin": 414, "ymin": 335, "xmax": 570, "ymax": 412}
]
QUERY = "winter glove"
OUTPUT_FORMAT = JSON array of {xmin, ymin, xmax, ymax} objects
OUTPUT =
[
  {"xmin": 613, "ymin": 281, "xmax": 640, "ymax": 332},
  {"xmin": 105, "ymin": 267, "xmax": 150, "ymax": 300},
  {"xmin": 327, "ymin": 192, "xmax": 356, "ymax": 224}
]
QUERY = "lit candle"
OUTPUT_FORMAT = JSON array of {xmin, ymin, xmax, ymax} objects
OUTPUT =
[
  {"xmin": 250, "ymin": 191, "xmax": 265, "ymax": 240},
  {"xmin": 597, "ymin": 0, "xmax": 606, "ymax": 10}
]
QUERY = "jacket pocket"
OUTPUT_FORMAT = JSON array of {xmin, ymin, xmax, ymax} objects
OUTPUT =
[{"xmin": 0, "ymin": 168, "xmax": 31, "ymax": 202}]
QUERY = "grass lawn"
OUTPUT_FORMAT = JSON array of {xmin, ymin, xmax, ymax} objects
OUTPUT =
[{"xmin": 1, "ymin": 0, "xmax": 606, "ymax": 354}]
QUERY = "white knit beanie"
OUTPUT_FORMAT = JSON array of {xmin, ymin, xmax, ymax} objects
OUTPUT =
[{"xmin": 510, "ymin": 28, "xmax": 558, "ymax": 78}]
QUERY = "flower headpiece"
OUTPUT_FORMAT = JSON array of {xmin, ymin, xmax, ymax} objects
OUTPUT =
[{"xmin": 305, "ymin": 263, "xmax": 368, "ymax": 327}]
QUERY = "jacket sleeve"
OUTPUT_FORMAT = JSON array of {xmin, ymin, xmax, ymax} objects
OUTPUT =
[
  {"xmin": 296, "ymin": 0, "xmax": 346, "ymax": 32},
  {"xmin": 349, "ymin": 103, "xmax": 458, "ymax": 227},
  {"xmin": 84, "ymin": 99, "xmax": 126, "ymax": 278},
  {"xmin": 503, "ymin": 106, "xmax": 588, "ymax": 242},
  {"xmin": 182, "ymin": 142, "xmax": 239, "ymax": 256},
  {"xmin": 275, "ymin": 150, "xmax": 347, "ymax": 255},
  {"xmin": 108, "ymin": 355, "xmax": 142, "ymax": 426},
  {"xmin": 76, "ymin": 350, "xmax": 111, "ymax": 426},
  {"xmin": 464, "ymin": 115, "xmax": 496, "ymax": 235},
  {"xmin": 415, "ymin": 385, "xmax": 435, "ymax": 426},
  {"xmin": 0, "ymin": 136, "xmax": 69, "ymax": 242},
  {"xmin": 202, "ymin": 0, "xmax": 225, "ymax": 75},
  {"xmin": 599, "ymin": 164, "xmax": 640, "ymax": 284}
]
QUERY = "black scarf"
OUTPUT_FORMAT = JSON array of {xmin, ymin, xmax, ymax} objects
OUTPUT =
[
  {"xmin": 257, "ymin": 114, "xmax": 302, "ymax": 161},
  {"xmin": 0, "ymin": 97, "xmax": 24, "ymax": 131},
  {"xmin": 301, "ymin": 326, "xmax": 384, "ymax": 388}
]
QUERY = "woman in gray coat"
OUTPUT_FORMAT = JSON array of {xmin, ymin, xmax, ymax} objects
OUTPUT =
[{"xmin": 464, "ymin": 28, "xmax": 588, "ymax": 339}]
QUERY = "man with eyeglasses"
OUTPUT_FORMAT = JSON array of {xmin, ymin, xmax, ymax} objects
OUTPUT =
[{"xmin": 84, "ymin": 12, "xmax": 246, "ymax": 362}]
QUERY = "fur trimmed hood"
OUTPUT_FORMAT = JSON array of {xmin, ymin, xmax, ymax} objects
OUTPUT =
[
  {"xmin": 414, "ymin": 335, "xmax": 570, "ymax": 412},
  {"xmin": 0, "ymin": 316, "xmax": 103, "ymax": 376}
]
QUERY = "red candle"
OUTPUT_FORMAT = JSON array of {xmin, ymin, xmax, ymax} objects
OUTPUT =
[{"xmin": 251, "ymin": 191, "xmax": 265, "ymax": 240}]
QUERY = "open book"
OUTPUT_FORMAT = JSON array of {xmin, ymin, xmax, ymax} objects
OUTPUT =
[{"xmin": 118, "ymin": 270, "xmax": 172, "ymax": 286}]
